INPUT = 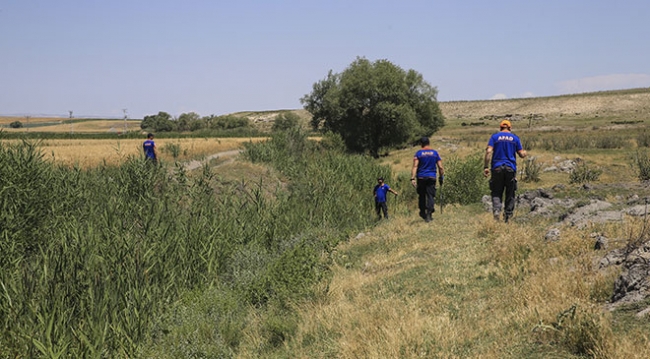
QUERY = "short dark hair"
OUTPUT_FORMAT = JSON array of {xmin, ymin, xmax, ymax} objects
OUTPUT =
[
  {"xmin": 377, "ymin": 176, "xmax": 384, "ymax": 181},
  {"xmin": 147, "ymin": 133, "xmax": 154, "ymax": 139},
  {"xmin": 420, "ymin": 136, "xmax": 430, "ymax": 146}
]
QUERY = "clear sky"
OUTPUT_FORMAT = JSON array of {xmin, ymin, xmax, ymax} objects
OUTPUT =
[{"xmin": 1, "ymin": 0, "xmax": 649, "ymax": 119}]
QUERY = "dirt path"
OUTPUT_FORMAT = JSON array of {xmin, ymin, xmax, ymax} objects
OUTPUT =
[{"xmin": 180, "ymin": 149, "xmax": 242, "ymax": 171}]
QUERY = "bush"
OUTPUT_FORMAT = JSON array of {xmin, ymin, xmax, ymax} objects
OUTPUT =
[
  {"xmin": 569, "ymin": 162, "xmax": 602, "ymax": 184},
  {"xmin": 637, "ymin": 130, "xmax": 650, "ymax": 148},
  {"xmin": 594, "ymin": 135, "xmax": 627, "ymax": 149},
  {"xmin": 9, "ymin": 120, "xmax": 23, "ymax": 128},
  {"xmin": 634, "ymin": 149, "xmax": 650, "ymax": 181},
  {"xmin": 442, "ymin": 152, "xmax": 487, "ymax": 205},
  {"xmin": 521, "ymin": 157, "xmax": 542, "ymax": 182},
  {"xmin": 211, "ymin": 115, "xmax": 250, "ymax": 130},
  {"xmin": 162, "ymin": 142, "xmax": 182, "ymax": 159},
  {"xmin": 272, "ymin": 112, "xmax": 301, "ymax": 132},
  {"xmin": 319, "ymin": 131, "xmax": 346, "ymax": 153}
]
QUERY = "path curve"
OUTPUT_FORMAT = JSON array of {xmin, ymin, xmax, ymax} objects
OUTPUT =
[{"xmin": 180, "ymin": 149, "xmax": 242, "ymax": 171}]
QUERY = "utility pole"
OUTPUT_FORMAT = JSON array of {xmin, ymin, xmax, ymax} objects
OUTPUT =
[
  {"xmin": 25, "ymin": 116, "xmax": 30, "ymax": 132},
  {"xmin": 69, "ymin": 110, "xmax": 73, "ymax": 134},
  {"xmin": 123, "ymin": 108, "xmax": 128, "ymax": 134}
]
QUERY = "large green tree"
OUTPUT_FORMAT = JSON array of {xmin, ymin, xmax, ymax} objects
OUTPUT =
[{"xmin": 301, "ymin": 57, "xmax": 444, "ymax": 156}]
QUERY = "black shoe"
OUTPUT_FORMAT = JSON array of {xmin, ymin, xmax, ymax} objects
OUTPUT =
[
  {"xmin": 504, "ymin": 215, "xmax": 511, "ymax": 223},
  {"xmin": 419, "ymin": 212, "xmax": 426, "ymax": 220}
]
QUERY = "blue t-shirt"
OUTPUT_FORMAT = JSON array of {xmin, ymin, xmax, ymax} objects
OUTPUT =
[
  {"xmin": 374, "ymin": 184, "xmax": 391, "ymax": 203},
  {"xmin": 143, "ymin": 139, "xmax": 156, "ymax": 159},
  {"xmin": 487, "ymin": 131, "xmax": 523, "ymax": 172},
  {"xmin": 414, "ymin": 149, "xmax": 441, "ymax": 178}
]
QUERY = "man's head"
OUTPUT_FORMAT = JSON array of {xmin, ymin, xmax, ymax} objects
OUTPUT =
[
  {"xmin": 499, "ymin": 120, "xmax": 512, "ymax": 130},
  {"xmin": 377, "ymin": 177, "xmax": 384, "ymax": 183},
  {"xmin": 147, "ymin": 133, "xmax": 155, "ymax": 139},
  {"xmin": 419, "ymin": 136, "xmax": 430, "ymax": 146}
]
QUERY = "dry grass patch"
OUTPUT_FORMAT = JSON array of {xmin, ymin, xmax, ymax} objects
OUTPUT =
[
  {"xmin": 271, "ymin": 205, "xmax": 650, "ymax": 358},
  {"xmin": 1, "ymin": 137, "xmax": 263, "ymax": 168}
]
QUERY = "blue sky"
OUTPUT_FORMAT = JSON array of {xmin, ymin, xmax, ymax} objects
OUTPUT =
[{"xmin": 1, "ymin": 0, "xmax": 649, "ymax": 119}]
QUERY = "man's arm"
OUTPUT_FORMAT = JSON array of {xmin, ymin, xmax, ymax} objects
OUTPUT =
[
  {"xmin": 517, "ymin": 149, "xmax": 527, "ymax": 158},
  {"xmin": 483, "ymin": 146, "xmax": 493, "ymax": 177},
  {"xmin": 410, "ymin": 157, "xmax": 419, "ymax": 187}
]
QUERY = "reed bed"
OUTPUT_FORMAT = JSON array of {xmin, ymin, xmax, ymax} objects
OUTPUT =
[{"xmin": 0, "ymin": 131, "xmax": 388, "ymax": 357}]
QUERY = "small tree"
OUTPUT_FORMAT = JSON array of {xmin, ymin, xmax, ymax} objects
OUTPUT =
[
  {"xmin": 9, "ymin": 121, "xmax": 23, "ymax": 129},
  {"xmin": 272, "ymin": 112, "xmax": 301, "ymax": 132},
  {"xmin": 301, "ymin": 57, "xmax": 444, "ymax": 157},
  {"xmin": 176, "ymin": 112, "xmax": 201, "ymax": 132}
]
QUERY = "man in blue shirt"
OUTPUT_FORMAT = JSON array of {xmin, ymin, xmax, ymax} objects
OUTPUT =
[
  {"xmin": 411, "ymin": 137, "xmax": 444, "ymax": 223},
  {"xmin": 483, "ymin": 120, "xmax": 527, "ymax": 222},
  {"xmin": 373, "ymin": 177, "xmax": 399, "ymax": 220},
  {"xmin": 143, "ymin": 133, "xmax": 158, "ymax": 164}
]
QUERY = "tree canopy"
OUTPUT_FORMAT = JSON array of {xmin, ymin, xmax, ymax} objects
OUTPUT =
[{"xmin": 301, "ymin": 57, "xmax": 444, "ymax": 156}]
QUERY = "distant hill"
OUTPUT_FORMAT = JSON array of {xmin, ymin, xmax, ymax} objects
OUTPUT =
[
  {"xmin": 438, "ymin": 87, "xmax": 650, "ymax": 124},
  {"xmin": 238, "ymin": 88, "xmax": 650, "ymax": 130}
]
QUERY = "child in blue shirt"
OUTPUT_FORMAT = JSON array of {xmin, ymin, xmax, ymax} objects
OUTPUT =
[{"xmin": 373, "ymin": 177, "xmax": 399, "ymax": 220}]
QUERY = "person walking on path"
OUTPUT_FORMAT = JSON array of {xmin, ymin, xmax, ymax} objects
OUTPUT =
[
  {"xmin": 483, "ymin": 119, "xmax": 527, "ymax": 223},
  {"xmin": 143, "ymin": 133, "xmax": 158, "ymax": 164},
  {"xmin": 373, "ymin": 177, "xmax": 398, "ymax": 220},
  {"xmin": 411, "ymin": 137, "xmax": 444, "ymax": 223}
]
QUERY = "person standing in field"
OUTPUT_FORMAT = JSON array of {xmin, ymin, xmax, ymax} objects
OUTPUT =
[
  {"xmin": 143, "ymin": 133, "xmax": 158, "ymax": 164},
  {"xmin": 373, "ymin": 177, "xmax": 398, "ymax": 220},
  {"xmin": 411, "ymin": 137, "xmax": 444, "ymax": 223},
  {"xmin": 483, "ymin": 119, "xmax": 527, "ymax": 223}
]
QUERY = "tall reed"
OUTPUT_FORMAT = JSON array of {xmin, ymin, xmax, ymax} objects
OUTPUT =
[{"xmin": 1, "ymin": 131, "xmax": 388, "ymax": 357}]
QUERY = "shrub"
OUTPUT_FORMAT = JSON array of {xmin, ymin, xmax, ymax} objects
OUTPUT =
[
  {"xmin": 9, "ymin": 120, "xmax": 23, "ymax": 128},
  {"xmin": 636, "ymin": 130, "xmax": 650, "ymax": 148},
  {"xmin": 442, "ymin": 152, "xmax": 487, "ymax": 205},
  {"xmin": 162, "ymin": 142, "xmax": 182, "ymax": 159},
  {"xmin": 521, "ymin": 157, "xmax": 542, "ymax": 182},
  {"xmin": 211, "ymin": 115, "xmax": 250, "ymax": 130},
  {"xmin": 272, "ymin": 112, "xmax": 301, "ymax": 132},
  {"xmin": 634, "ymin": 149, "xmax": 650, "ymax": 181},
  {"xmin": 569, "ymin": 162, "xmax": 602, "ymax": 184},
  {"xmin": 595, "ymin": 135, "xmax": 627, "ymax": 149},
  {"xmin": 533, "ymin": 304, "xmax": 609, "ymax": 357},
  {"xmin": 319, "ymin": 131, "xmax": 346, "ymax": 153}
]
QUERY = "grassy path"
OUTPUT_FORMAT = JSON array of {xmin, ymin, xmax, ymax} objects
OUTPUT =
[{"xmin": 252, "ymin": 202, "xmax": 648, "ymax": 358}]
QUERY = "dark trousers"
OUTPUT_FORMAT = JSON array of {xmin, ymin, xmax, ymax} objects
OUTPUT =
[
  {"xmin": 375, "ymin": 201, "xmax": 388, "ymax": 219},
  {"xmin": 417, "ymin": 178, "xmax": 437, "ymax": 218},
  {"xmin": 490, "ymin": 165, "xmax": 516, "ymax": 219}
]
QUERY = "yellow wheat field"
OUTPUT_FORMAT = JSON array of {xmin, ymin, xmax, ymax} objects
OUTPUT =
[{"xmin": 1, "ymin": 137, "xmax": 264, "ymax": 168}]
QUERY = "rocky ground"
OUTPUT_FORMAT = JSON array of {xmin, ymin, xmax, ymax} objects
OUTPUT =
[{"xmin": 482, "ymin": 181, "xmax": 650, "ymax": 316}]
